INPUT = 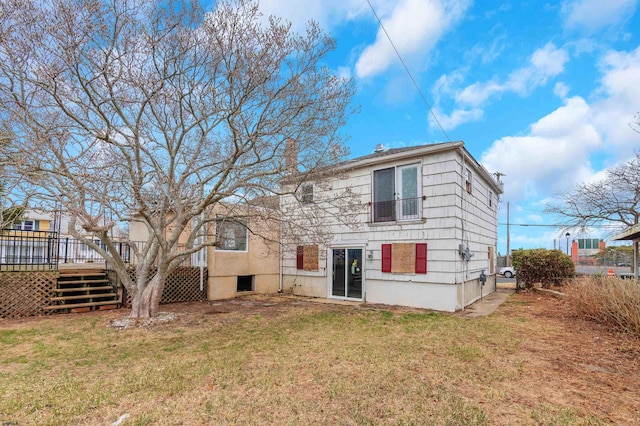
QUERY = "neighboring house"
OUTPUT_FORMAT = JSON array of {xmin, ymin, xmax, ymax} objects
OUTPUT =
[
  {"xmin": 128, "ymin": 203, "xmax": 280, "ymax": 300},
  {"xmin": 280, "ymin": 141, "xmax": 503, "ymax": 312},
  {"xmin": 0, "ymin": 209, "xmax": 128, "ymax": 266},
  {"xmin": 0, "ymin": 210, "xmax": 58, "ymax": 265}
]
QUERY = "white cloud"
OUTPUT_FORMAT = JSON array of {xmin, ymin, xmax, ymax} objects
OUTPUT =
[
  {"xmin": 553, "ymin": 82, "xmax": 570, "ymax": 98},
  {"xmin": 482, "ymin": 44, "xmax": 640, "ymax": 206},
  {"xmin": 432, "ymin": 43, "xmax": 569, "ymax": 129},
  {"xmin": 481, "ymin": 96, "xmax": 601, "ymax": 202},
  {"xmin": 591, "ymin": 45, "xmax": 640, "ymax": 155},
  {"xmin": 562, "ymin": 0, "xmax": 637, "ymax": 31},
  {"xmin": 456, "ymin": 43, "xmax": 569, "ymax": 106},
  {"xmin": 429, "ymin": 107, "xmax": 483, "ymax": 131},
  {"xmin": 256, "ymin": 0, "xmax": 368, "ymax": 32},
  {"xmin": 355, "ymin": 0, "xmax": 471, "ymax": 78}
]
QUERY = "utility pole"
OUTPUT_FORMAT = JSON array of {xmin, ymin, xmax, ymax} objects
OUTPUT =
[{"xmin": 506, "ymin": 202, "xmax": 510, "ymax": 267}]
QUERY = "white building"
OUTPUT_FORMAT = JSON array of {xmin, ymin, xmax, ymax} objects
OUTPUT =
[{"xmin": 281, "ymin": 141, "xmax": 503, "ymax": 312}]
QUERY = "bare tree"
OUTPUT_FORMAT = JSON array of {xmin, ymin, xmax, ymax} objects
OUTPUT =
[
  {"xmin": 545, "ymin": 152, "xmax": 640, "ymax": 231},
  {"xmin": 632, "ymin": 112, "xmax": 640, "ymax": 133},
  {"xmin": 0, "ymin": 0, "xmax": 357, "ymax": 318}
]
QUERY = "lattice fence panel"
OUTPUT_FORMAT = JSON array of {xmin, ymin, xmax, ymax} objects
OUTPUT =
[
  {"xmin": 122, "ymin": 266, "xmax": 207, "ymax": 306},
  {"xmin": 0, "ymin": 272, "xmax": 57, "ymax": 318},
  {"xmin": 162, "ymin": 267, "xmax": 207, "ymax": 304}
]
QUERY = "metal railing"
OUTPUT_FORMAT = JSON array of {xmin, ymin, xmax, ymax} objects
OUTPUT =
[
  {"xmin": 126, "ymin": 242, "xmax": 207, "ymax": 268},
  {"xmin": 0, "ymin": 230, "xmax": 59, "ymax": 271},
  {"xmin": 370, "ymin": 196, "xmax": 424, "ymax": 223},
  {"xmin": 0, "ymin": 230, "xmax": 131, "ymax": 272}
]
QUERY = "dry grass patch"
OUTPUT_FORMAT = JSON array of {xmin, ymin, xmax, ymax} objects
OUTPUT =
[
  {"xmin": 565, "ymin": 275, "xmax": 640, "ymax": 336},
  {"xmin": 0, "ymin": 293, "xmax": 638, "ymax": 425}
]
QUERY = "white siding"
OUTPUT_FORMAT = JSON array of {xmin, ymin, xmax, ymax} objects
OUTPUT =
[{"xmin": 282, "ymin": 146, "xmax": 500, "ymax": 311}]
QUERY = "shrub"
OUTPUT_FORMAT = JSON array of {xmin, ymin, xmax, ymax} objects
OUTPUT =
[
  {"xmin": 565, "ymin": 276, "xmax": 640, "ymax": 336},
  {"xmin": 511, "ymin": 249, "xmax": 575, "ymax": 289}
]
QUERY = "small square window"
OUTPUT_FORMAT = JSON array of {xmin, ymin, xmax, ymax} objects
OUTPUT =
[{"xmin": 237, "ymin": 275, "xmax": 254, "ymax": 292}]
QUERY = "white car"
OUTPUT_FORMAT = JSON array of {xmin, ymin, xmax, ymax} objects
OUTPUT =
[{"xmin": 499, "ymin": 266, "xmax": 516, "ymax": 278}]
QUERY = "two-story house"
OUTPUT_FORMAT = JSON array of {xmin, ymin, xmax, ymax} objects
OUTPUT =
[{"xmin": 280, "ymin": 141, "xmax": 503, "ymax": 312}]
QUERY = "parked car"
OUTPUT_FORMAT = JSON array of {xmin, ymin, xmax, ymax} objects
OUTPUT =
[
  {"xmin": 617, "ymin": 262, "xmax": 631, "ymax": 267},
  {"xmin": 499, "ymin": 266, "xmax": 516, "ymax": 278}
]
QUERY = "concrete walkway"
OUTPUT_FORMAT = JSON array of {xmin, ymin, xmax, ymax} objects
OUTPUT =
[{"xmin": 456, "ymin": 287, "xmax": 515, "ymax": 318}]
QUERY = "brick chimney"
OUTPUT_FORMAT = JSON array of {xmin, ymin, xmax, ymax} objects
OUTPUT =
[{"xmin": 285, "ymin": 138, "xmax": 298, "ymax": 174}]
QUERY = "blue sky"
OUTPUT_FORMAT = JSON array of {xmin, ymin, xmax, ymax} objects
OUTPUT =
[{"xmin": 254, "ymin": 0, "xmax": 640, "ymax": 254}]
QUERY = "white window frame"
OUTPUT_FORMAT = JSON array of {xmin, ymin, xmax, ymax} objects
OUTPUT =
[
  {"xmin": 14, "ymin": 220, "xmax": 35, "ymax": 231},
  {"xmin": 372, "ymin": 162, "xmax": 422, "ymax": 222},
  {"xmin": 215, "ymin": 218, "xmax": 249, "ymax": 252}
]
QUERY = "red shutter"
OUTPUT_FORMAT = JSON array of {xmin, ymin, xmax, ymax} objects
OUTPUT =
[
  {"xmin": 415, "ymin": 243, "xmax": 427, "ymax": 274},
  {"xmin": 296, "ymin": 246, "xmax": 304, "ymax": 270},
  {"xmin": 381, "ymin": 244, "xmax": 392, "ymax": 272}
]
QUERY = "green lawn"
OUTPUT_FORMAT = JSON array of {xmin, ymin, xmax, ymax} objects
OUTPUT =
[{"xmin": 0, "ymin": 294, "xmax": 637, "ymax": 425}]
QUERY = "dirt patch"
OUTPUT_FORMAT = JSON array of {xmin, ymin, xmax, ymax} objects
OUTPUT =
[{"xmin": 496, "ymin": 291, "xmax": 640, "ymax": 424}]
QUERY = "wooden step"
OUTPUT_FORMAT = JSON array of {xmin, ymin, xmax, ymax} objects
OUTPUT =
[
  {"xmin": 50, "ymin": 293, "xmax": 117, "ymax": 302},
  {"xmin": 57, "ymin": 279, "xmax": 110, "ymax": 285},
  {"xmin": 59, "ymin": 269, "xmax": 106, "ymax": 276},
  {"xmin": 55, "ymin": 286, "xmax": 114, "ymax": 293},
  {"xmin": 44, "ymin": 300, "xmax": 120, "ymax": 310}
]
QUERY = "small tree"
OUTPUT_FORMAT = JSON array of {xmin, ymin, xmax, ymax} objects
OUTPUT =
[
  {"xmin": 545, "ymin": 152, "xmax": 640, "ymax": 230},
  {"xmin": 0, "ymin": 0, "xmax": 357, "ymax": 318},
  {"xmin": 512, "ymin": 249, "xmax": 575, "ymax": 289}
]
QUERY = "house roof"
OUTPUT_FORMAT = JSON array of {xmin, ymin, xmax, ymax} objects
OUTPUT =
[
  {"xmin": 331, "ymin": 140, "xmax": 503, "ymax": 194},
  {"xmin": 612, "ymin": 224, "xmax": 640, "ymax": 241}
]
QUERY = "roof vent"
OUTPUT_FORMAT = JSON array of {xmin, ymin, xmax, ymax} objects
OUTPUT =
[{"xmin": 374, "ymin": 144, "xmax": 385, "ymax": 153}]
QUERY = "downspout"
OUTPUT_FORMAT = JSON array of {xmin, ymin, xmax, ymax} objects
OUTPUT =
[
  {"xmin": 278, "ymin": 215, "xmax": 283, "ymax": 293},
  {"xmin": 459, "ymin": 147, "xmax": 466, "ymax": 311}
]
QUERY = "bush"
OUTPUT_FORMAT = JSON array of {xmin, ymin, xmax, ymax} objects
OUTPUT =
[
  {"xmin": 565, "ymin": 276, "xmax": 640, "ymax": 336},
  {"xmin": 511, "ymin": 249, "xmax": 575, "ymax": 289}
]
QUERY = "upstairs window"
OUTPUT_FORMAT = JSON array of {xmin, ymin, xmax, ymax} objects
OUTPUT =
[
  {"xmin": 465, "ymin": 168, "xmax": 473, "ymax": 194},
  {"xmin": 215, "ymin": 218, "xmax": 248, "ymax": 251},
  {"xmin": 14, "ymin": 220, "xmax": 35, "ymax": 231},
  {"xmin": 372, "ymin": 164, "xmax": 421, "ymax": 222},
  {"xmin": 300, "ymin": 183, "xmax": 313, "ymax": 204},
  {"xmin": 488, "ymin": 190, "xmax": 493, "ymax": 208}
]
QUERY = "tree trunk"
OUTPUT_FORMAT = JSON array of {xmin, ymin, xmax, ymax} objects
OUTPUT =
[{"xmin": 129, "ymin": 272, "xmax": 166, "ymax": 318}]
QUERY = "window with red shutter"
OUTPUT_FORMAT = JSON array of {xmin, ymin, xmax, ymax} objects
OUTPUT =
[
  {"xmin": 296, "ymin": 246, "xmax": 304, "ymax": 270},
  {"xmin": 415, "ymin": 243, "xmax": 427, "ymax": 274},
  {"xmin": 381, "ymin": 244, "xmax": 392, "ymax": 272}
]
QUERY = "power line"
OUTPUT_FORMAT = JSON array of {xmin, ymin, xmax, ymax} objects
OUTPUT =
[{"xmin": 365, "ymin": 0, "xmax": 451, "ymax": 142}]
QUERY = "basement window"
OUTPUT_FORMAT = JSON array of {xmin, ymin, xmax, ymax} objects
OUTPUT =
[{"xmin": 237, "ymin": 275, "xmax": 254, "ymax": 292}]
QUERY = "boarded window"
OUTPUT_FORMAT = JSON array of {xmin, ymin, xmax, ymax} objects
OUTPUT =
[
  {"xmin": 381, "ymin": 244, "xmax": 392, "ymax": 272},
  {"xmin": 391, "ymin": 243, "xmax": 416, "ymax": 273},
  {"xmin": 303, "ymin": 245, "xmax": 319, "ymax": 271},
  {"xmin": 383, "ymin": 243, "xmax": 428, "ymax": 274}
]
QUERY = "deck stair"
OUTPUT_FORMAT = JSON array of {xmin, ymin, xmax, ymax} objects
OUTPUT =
[{"xmin": 46, "ymin": 267, "xmax": 120, "ymax": 312}]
